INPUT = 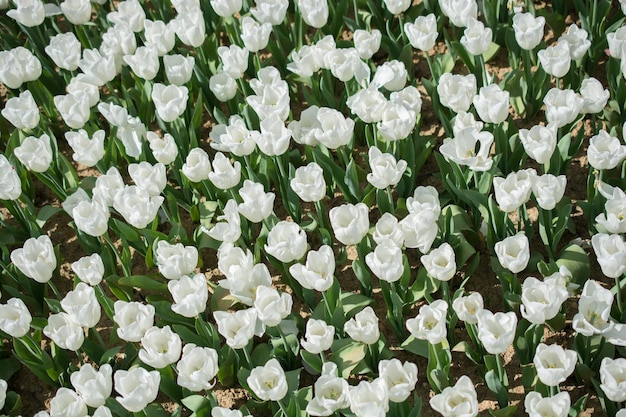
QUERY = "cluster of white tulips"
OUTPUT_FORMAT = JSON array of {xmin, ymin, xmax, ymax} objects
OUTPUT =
[{"xmin": 1, "ymin": 0, "xmax": 626, "ymax": 416}]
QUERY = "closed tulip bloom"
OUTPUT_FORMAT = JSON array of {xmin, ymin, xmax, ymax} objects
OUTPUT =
[
  {"xmin": 349, "ymin": 378, "xmax": 389, "ymax": 417},
  {"xmin": 0, "ymin": 47, "xmax": 42, "ymax": 89},
  {"xmin": 307, "ymin": 362, "xmax": 350, "ymax": 416},
  {"xmin": 493, "ymin": 168, "xmax": 536, "ymax": 213},
  {"xmin": 139, "ymin": 325, "xmax": 182, "ymax": 368},
  {"xmin": 289, "ymin": 245, "xmax": 335, "ymax": 291},
  {"xmin": 206, "ymin": 199, "xmax": 241, "ymax": 244},
  {"xmin": 173, "ymin": 11, "xmax": 206, "ymax": 47},
  {"xmin": 61, "ymin": 0, "xmax": 91, "ymax": 25},
  {"xmin": 544, "ymin": 88, "xmax": 584, "ymax": 128},
  {"xmin": 314, "ymin": 108, "xmax": 355, "ymax": 149},
  {"xmin": 591, "ymin": 233, "xmax": 626, "ymax": 278},
  {"xmin": 0, "ymin": 298, "xmax": 32, "ymax": 338},
  {"xmin": 406, "ymin": 299, "xmax": 448, "ymax": 345},
  {"xmin": 254, "ymin": 285, "xmax": 293, "ymax": 327},
  {"xmin": 123, "ymin": 46, "xmax": 159, "ymax": 80},
  {"xmin": 7, "ymin": 0, "xmax": 45, "ymax": 26},
  {"xmin": 144, "ymin": 20, "xmax": 176, "ymax": 56},
  {"xmin": 11, "ymin": 235, "xmax": 56, "ymax": 283},
  {"xmin": 301, "ymin": 319, "xmax": 334, "ymax": 354},
  {"xmin": 608, "ymin": 26, "xmax": 626, "ymax": 59},
  {"xmin": 0, "ymin": 379, "xmax": 6, "ymax": 411},
  {"xmin": 65, "ymin": 129, "xmax": 105, "ymax": 167},
  {"xmin": 210, "ymin": 0, "xmax": 241, "ymax": 16},
  {"xmin": 366, "ymin": 240, "xmax": 404, "ymax": 283},
  {"xmin": 374, "ymin": 59, "xmax": 409, "ymax": 92},
  {"xmin": 238, "ymin": 180, "xmax": 275, "ymax": 223},
  {"xmin": 600, "ymin": 357, "xmax": 626, "ymax": 402},
  {"xmin": 44, "ymin": 312, "xmax": 84, "ymax": 351},
  {"xmin": 453, "ymin": 110, "xmax": 483, "ymax": 135},
  {"xmin": 400, "ymin": 210, "xmax": 438, "ymax": 253},
  {"xmin": 406, "ymin": 185, "xmax": 440, "ymax": 216},
  {"xmin": 152, "ymin": 83, "xmax": 188, "ymax": 122},
  {"xmin": 251, "ymin": 0, "xmax": 289, "ymax": 25},
  {"xmin": 327, "ymin": 48, "xmax": 369, "ymax": 84},
  {"xmin": 513, "ymin": 12, "xmax": 545, "ymax": 50},
  {"xmin": 373, "ymin": 213, "xmax": 404, "ymax": 248},
  {"xmin": 113, "ymin": 186, "xmax": 164, "ymax": 229},
  {"xmin": 559, "ymin": 24, "xmax": 590, "ymax": 60},
  {"xmin": 70, "ymin": 364, "xmax": 112, "ymax": 408},
  {"xmin": 580, "ymin": 77, "xmax": 609, "ymax": 114},
  {"xmin": 0, "ymin": 154, "xmax": 22, "ymax": 200},
  {"xmin": 330, "ymin": 203, "xmax": 369, "ymax": 246},
  {"xmin": 532, "ymin": 174, "xmax": 566, "ymax": 210},
  {"xmin": 177, "ymin": 344, "xmax": 219, "ymax": 391},
  {"xmin": 495, "ymin": 233, "xmax": 530, "ymax": 274},
  {"xmin": 476, "ymin": 310, "xmax": 517, "ymax": 354},
  {"xmin": 214, "ymin": 308, "xmax": 260, "ymax": 349},
  {"xmin": 93, "ymin": 167, "xmax": 125, "ymax": 207},
  {"xmin": 182, "ymin": 147, "xmax": 212, "ymax": 182},
  {"xmin": 54, "ymin": 92, "xmax": 90, "ymax": 130},
  {"xmin": 346, "ymin": 87, "xmax": 387, "ymax": 123},
  {"xmin": 391, "ymin": 85, "xmax": 423, "ymax": 115},
  {"xmin": 163, "ymin": 54, "xmax": 195, "ymax": 85},
  {"xmin": 129, "ymin": 162, "xmax": 166, "ymax": 197},
  {"xmin": 66, "ymin": 75, "xmax": 99, "ymax": 107},
  {"xmin": 461, "ymin": 18, "xmax": 492, "ymax": 55},
  {"xmin": 382, "ymin": 0, "xmax": 410, "ymax": 14},
  {"xmin": 344, "ymin": 306, "xmax": 380, "ymax": 345},
  {"xmin": 572, "ymin": 279, "xmax": 613, "ymax": 336},
  {"xmin": 71, "ymin": 253, "xmax": 104, "ymax": 286},
  {"xmin": 291, "ymin": 162, "xmax": 326, "ymax": 202},
  {"xmin": 15, "ymin": 133, "xmax": 53, "ymax": 173},
  {"xmin": 421, "ymin": 243, "xmax": 457, "ymax": 282},
  {"xmin": 298, "ymin": 0, "xmax": 328, "ymax": 28},
  {"xmin": 264, "ymin": 221, "xmax": 307, "ymax": 263},
  {"xmin": 405, "ymin": 14, "xmax": 438, "ymax": 52},
  {"xmin": 439, "ymin": 127, "xmax": 494, "ymax": 171},
  {"xmin": 377, "ymin": 101, "xmax": 416, "ymax": 141},
  {"xmin": 218, "ymin": 45, "xmax": 249, "ymax": 79},
  {"xmin": 147, "ymin": 132, "xmax": 178, "ymax": 164},
  {"xmin": 114, "ymin": 367, "xmax": 160, "ymax": 412},
  {"xmin": 430, "ymin": 375, "xmax": 478, "ymax": 417},
  {"xmin": 473, "ymin": 84, "xmax": 510, "ymax": 124},
  {"xmin": 218, "ymin": 251, "xmax": 270, "ymax": 304},
  {"xmin": 248, "ymin": 359, "xmax": 288, "ymax": 401},
  {"xmin": 353, "ymin": 29, "xmax": 382, "ymax": 60},
  {"xmin": 367, "ymin": 146, "xmax": 407, "ymax": 189},
  {"xmin": 533, "ymin": 343, "xmax": 577, "ymax": 386},
  {"xmin": 452, "ymin": 292, "xmax": 484, "ymax": 324},
  {"xmin": 2, "ymin": 90, "xmax": 39, "ymax": 130},
  {"xmin": 49, "ymin": 388, "xmax": 87, "ymax": 417},
  {"xmin": 438, "ymin": 73, "xmax": 477, "ymax": 113},
  {"xmin": 209, "ymin": 152, "xmax": 241, "ymax": 190},
  {"xmin": 379, "ymin": 359, "xmax": 418, "ymax": 403},
  {"xmin": 114, "ymin": 117, "xmax": 146, "ymax": 156},
  {"xmin": 596, "ymin": 192, "xmax": 626, "ymax": 234},
  {"xmin": 107, "ymin": 0, "xmax": 145, "ymax": 32},
  {"xmin": 156, "ymin": 240, "xmax": 198, "ymax": 280},
  {"xmin": 169, "ymin": 274, "xmax": 208, "ymax": 318},
  {"xmin": 99, "ymin": 25, "xmax": 136, "ymax": 72},
  {"xmin": 525, "ymin": 391, "xmax": 570, "ymax": 417},
  {"xmin": 439, "ymin": 0, "xmax": 477, "ymax": 27},
  {"xmin": 254, "ymin": 115, "xmax": 292, "ymax": 156},
  {"xmin": 587, "ymin": 129, "xmax": 626, "ymax": 170},
  {"xmin": 538, "ymin": 41, "xmax": 571, "ymax": 78},
  {"xmin": 521, "ymin": 276, "xmax": 568, "ymax": 324},
  {"xmin": 113, "ymin": 301, "xmax": 155, "ymax": 342},
  {"xmin": 519, "ymin": 123, "xmax": 557, "ymax": 164},
  {"xmin": 210, "ymin": 72, "xmax": 237, "ymax": 102},
  {"xmin": 78, "ymin": 49, "xmax": 116, "ymax": 86},
  {"xmin": 241, "ymin": 17, "xmax": 272, "ymax": 53},
  {"xmin": 61, "ymin": 282, "xmax": 101, "ymax": 328}
]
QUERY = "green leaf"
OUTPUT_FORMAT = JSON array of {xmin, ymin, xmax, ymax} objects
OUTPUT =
[
  {"xmin": 182, "ymin": 395, "xmax": 211, "ymax": 412},
  {"xmin": 556, "ymin": 244, "xmax": 590, "ymax": 288},
  {"xmin": 117, "ymin": 275, "xmax": 168, "ymax": 292},
  {"xmin": 36, "ymin": 205, "xmax": 61, "ymax": 228},
  {"xmin": 485, "ymin": 369, "xmax": 509, "ymax": 408},
  {"xmin": 488, "ymin": 405, "xmax": 518, "ymax": 417},
  {"xmin": 0, "ymin": 358, "xmax": 21, "ymax": 380},
  {"xmin": 401, "ymin": 336, "xmax": 429, "ymax": 358},
  {"xmin": 330, "ymin": 339, "xmax": 367, "ymax": 378}
]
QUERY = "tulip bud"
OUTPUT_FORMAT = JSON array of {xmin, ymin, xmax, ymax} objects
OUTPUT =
[
  {"xmin": 1, "ymin": 90, "xmax": 40, "ymax": 130},
  {"xmin": 70, "ymin": 364, "xmax": 112, "ymax": 408},
  {"xmin": 11, "ymin": 235, "xmax": 56, "ymax": 283},
  {"xmin": 264, "ymin": 221, "xmax": 308, "ymax": 263},
  {"xmin": 163, "ymin": 54, "xmax": 195, "ymax": 85},
  {"xmin": 301, "ymin": 319, "xmax": 334, "ymax": 354},
  {"xmin": 176, "ymin": 344, "xmax": 219, "ymax": 391},
  {"xmin": 476, "ymin": 310, "xmax": 517, "ymax": 354},
  {"xmin": 152, "ymin": 83, "xmax": 188, "ymax": 122},
  {"xmin": 513, "ymin": 12, "xmax": 545, "ymax": 50},
  {"xmin": 329, "ymin": 203, "xmax": 369, "ymax": 246},
  {"xmin": 344, "ymin": 306, "xmax": 379, "ymax": 345},
  {"xmin": 405, "ymin": 14, "xmax": 438, "ymax": 52},
  {"xmin": 461, "ymin": 18, "xmax": 492, "ymax": 56},
  {"xmin": 114, "ymin": 368, "xmax": 160, "ymax": 412},
  {"xmin": 241, "ymin": 17, "xmax": 272, "ymax": 53},
  {"xmin": 49, "ymin": 388, "xmax": 87, "ymax": 417},
  {"xmin": 251, "ymin": 0, "xmax": 289, "ymax": 25},
  {"xmin": 0, "ymin": 155, "xmax": 22, "ymax": 200},
  {"xmin": 0, "ymin": 298, "xmax": 32, "ymax": 338},
  {"xmin": 113, "ymin": 301, "xmax": 155, "ymax": 342},
  {"xmin": 353, "ymin": 29, "xmax": 382, "ymax": 60},
  {"xmin": 71, "ymin": 253, "xmax": 105, "ymax": 286},
  {"xmin": 44, "ymin": 312, "xmax": 85, "ymax": 351}
]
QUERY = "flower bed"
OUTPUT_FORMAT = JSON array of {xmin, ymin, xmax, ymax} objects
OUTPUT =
[{"xmin": 1, "ymin": 0, "xmax": 626, "ymax": 416}]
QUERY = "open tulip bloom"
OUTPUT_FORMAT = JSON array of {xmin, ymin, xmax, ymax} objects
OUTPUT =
[{"xmin": 2, "ymin": 1, "xmax": 626, "ymax": 416}]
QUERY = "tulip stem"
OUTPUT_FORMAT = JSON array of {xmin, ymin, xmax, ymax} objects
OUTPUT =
[
  {"xmin": 242, "ymin": 342, "xmax": 254, "ymax": 368},
  {"xmin": 615, "ymin": 274, "xmax": 624, "ymax": 315},
  {"xmin": 321, "ymin": 290, "xmax": 334, "ymax": 321},
  {"xmin": 424, "ymin": 52, "xmax": 437, "ymax": 81},
  {"xmin": 277, "ymin": 399, "xmax": 289, "ymax": 417}
]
